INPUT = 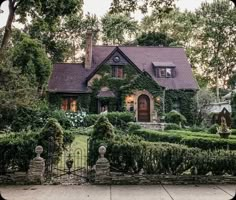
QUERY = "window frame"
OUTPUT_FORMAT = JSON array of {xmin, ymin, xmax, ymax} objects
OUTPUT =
[
  {"xmin": 61, "ymin": 97, "xmax": 78, "ymax": 112},
  {"xmin": 112, "ymin": 65, "xmax": 124, "ymax": 78}
]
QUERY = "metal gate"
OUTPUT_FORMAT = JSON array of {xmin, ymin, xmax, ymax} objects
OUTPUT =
[{"xmin": 45, "ymin": 137, "xmax": 89, "ymax": 184}]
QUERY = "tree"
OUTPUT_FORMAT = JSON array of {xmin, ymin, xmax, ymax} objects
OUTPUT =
[
  {"xmin": 195, "ymin": 0, "xmax": 236, "ymax": 101},
  {"xmin": 101, "ymin": 13, "xmax": 138, "ymax": 44},
  {"xmin": 12, "ymin": 34, "xmax": 51, "ymax": 93},
  {"xmin": 26, "ymin": 13, "xmax": 99, "ymax": 63},
  {"xmin": 0, "ymin": 0, "xmax": 83, "ymax": 51},
  {"xmin": 136, "ymin": 31, "xmax": 178, "ymax": 46},
  {"xmin": 109, "ymin": 0, "xmax": 175, "ymax": 16}
]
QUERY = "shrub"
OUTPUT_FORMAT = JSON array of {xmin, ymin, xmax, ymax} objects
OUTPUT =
[
  {"xmin": 208, "ymin": 124, "xmax": 219, "ymax": 134},
  {"xmin": 231, "ymin": 129, "xmax": 236, "ymax": 135},
  {"xmin": 165, "ymin": 110, "xmax": 187, "ymax": 125},
  {"xmin": 92, "ymin": 115, "xmax": 114, "ymax": 139},
  {"xmin": 164, "ymin": 123, "xmax": 181, "ymax": 130},
  {"xmin": 88, "ymin": 134, "xmax": 236, "ymax": 175},
  {"xmin": 50, "ymin": 110, "xmax": 72, "ymax": 129},
  {"xmin": 128, "ymin": 122, "xmax": 141, "ymax": 133},
  {"xmin": 84, "ymin": 112, "xmax": 135, "ymax": 128},
  {"xmin": 190, "ymin": 125, "xmax": 206, "ymax": 132},
  {"xmin": 133, "ymin": 129, "xmax": 236, "ymax": 150},
  {"xmin": 0, "ymin": 132, "xmax": 38, "ymax": 173},
  {"xmin": 38, "ymin": 118, "xmax": 64, "ymax": 162}
]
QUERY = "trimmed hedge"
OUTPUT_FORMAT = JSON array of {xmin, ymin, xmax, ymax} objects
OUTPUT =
[
  {"xmin": 88, "ymin": 134, "xmax": 236, "ymax": 175},
  {"xmin": 84, "ymin": 112, "xmax": 135, "ymax": 128},
  {"xmin": 133, "ymin": 129, "xmax": 236, "ymax": 150},
  {"xmin": 0, "ymin": 119, "xmax": 75, "ymax": 173}
]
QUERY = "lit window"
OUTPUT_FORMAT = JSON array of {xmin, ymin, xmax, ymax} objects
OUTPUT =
[
  {"xmin": 160, "ymin": 68, "xmax": 166, "ymax": 77},
  {"xmin": 158, "ymin": 68, "xmax": 173, "ymax": 78},
  {"xmin": 166, "ymin": 68, "xmax": 172, "ymax": 77},
  {"xmin": 112, "ymin": 66, "xmax": 123, "ymax": 78},
  {"xmin": 61, "ymin": 97, "xmax": 77, "ymax": 112}
]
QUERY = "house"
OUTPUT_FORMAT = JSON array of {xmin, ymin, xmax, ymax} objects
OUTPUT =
[
  {"xmin": 48, "ymin": 32, "xmax": 199, "ymax": 123},
  {"xmin": 205, "ymin": 102, "xmax": 232, "ymax": 127}
]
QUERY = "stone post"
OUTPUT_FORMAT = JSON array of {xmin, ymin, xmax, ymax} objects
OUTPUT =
[
  {"xmin": 95, "ymin": 146, "xmax": 111, "ymax": 184},
  {"xmin": 27, "ymin": 146, "xmax": 45, "ymax": 184}
]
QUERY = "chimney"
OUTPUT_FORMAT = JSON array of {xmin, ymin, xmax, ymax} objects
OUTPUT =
[{"xmin": 85, "ymin": 30, "xmax": 93, "ymax": 69}]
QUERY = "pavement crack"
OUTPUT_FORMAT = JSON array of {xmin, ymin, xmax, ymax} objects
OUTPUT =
[
  {"xmin": 216, "ymin": 185, "xmax": 233, "ymax": 197},
  {"xmin": 110, "ymin": 185, "xmax": 112, "ymax": 200},
  {"xmin": 161, "ymin": 184, "xmax": 174, "ymax": 200}
]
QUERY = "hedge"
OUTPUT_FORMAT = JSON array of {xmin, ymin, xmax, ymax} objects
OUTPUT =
[
  {"xmin": 0, "ymin": 119, "xmax": 74, "ymax": 173},
  {"xmin": 84, "ymin": 112, "xmax": 135, "ymax": 128},
  {"xmin": 88, "ymin": 134, "xmax": 236, "ymax": 175},
  {"xmin": 133, "ymin": 129, "xmax": 236, "ymax": 150}
]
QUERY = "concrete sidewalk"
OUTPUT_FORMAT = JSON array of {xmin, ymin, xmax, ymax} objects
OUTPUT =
[{"xmin": 0, "ymin": 185, "xmax": 235, "ymax": 200}]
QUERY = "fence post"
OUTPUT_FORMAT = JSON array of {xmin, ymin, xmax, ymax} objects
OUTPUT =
[
  {"xmin": 95, "ymin": 146, "xmax": 111, "ymax": 184},
  {"xmin": 27, "ymin": 146, "xmax": 45, "ymax": 184}
]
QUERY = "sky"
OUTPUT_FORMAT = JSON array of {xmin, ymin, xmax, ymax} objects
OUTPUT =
[{"xmin": 0, "ymin": 0, "xmax": 213, "ymax": 28}]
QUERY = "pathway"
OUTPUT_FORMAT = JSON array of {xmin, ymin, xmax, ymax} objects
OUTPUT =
[{"xmin": 0, "ymin": 185, "xmax": 235, "ymax": 200}]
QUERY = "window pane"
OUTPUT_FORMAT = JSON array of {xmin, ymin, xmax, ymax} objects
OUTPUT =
[
  {"xmin": 166, "ymin": 68, "xmax": 172, "ymax": 77},
  {"xmin": 160, "ymin": 69, "xmax": 166, "ymax": 77},
  {"xmin": 61, "ymin": 98, "xmax": 68, "ymax": 111},
  {"xmin": 70, "ymin": 98, "xmax": 77, "ymax": 112},
  {"xmin": 117, "ymin": 67, "xmax": 123, "ymax": 78}
]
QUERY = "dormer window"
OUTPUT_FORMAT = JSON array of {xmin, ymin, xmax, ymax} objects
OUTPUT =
[
  {"xmin": 152, "ymin": 62, "xmax": 176, "ymax": 78},
  {"xmin": 112, "ymin": 65, "xmax": 123, "ymax": 78}
]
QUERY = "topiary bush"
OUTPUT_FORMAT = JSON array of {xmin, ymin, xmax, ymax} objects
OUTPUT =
[
  {"xmin": 165, "ymin": 110, "xmax": 187, "ymax": 125},
  {"xmin": 92, "ymin": 115, "xmax": 114, "ymax": 139},
  {"xmin": 38, "ymin": 118, "xmax": 64, "ymax": 163},
  {"xmin": 208, "ymin": 124, "xmax": 219, "ymax": 134},
  {"xmin": 84, "ymin": 112, "xmax": 135, "ymax": 128}
]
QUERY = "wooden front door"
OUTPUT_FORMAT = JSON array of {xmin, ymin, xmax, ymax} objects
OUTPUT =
[{"xmin": 138, "ymin": 94, "xmax": 150, "ymax": 122}]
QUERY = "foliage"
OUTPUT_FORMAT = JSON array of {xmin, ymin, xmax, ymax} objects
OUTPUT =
[
  {"xmin": 101, "ymin": 13, "xmax": 138, "ymax": 44},
  {"xmin": 0, "ymin": 131, "xmax": 38, "ymax": 172},
  {"xmin": 88, "ymin": 133, "xmax": 236, "ymax": 175},
  {"xmin": 12, "ymin": 35, "xmax": 51, "ymax": 92},
  {"xmin": 1, "ymin": 106, "xmax": 72, "ymax": 131},
  {"xmin": 165, "ymin": 110, "xmax": 187, "ymax": 125},
  {"xmin": 127, "ymin": 122, "xmax": 141, "ymax": 133},
  {"xmin": 84, "ymin": 112, "xmax": 135, "ymax": 128},
  {"xmin": 133, "ymin": 129, "xmax": 236, "ymax": 150},
  {"xmin": 109, "ymin": 0, "xmax": 175, "ymax": 17},
  {"xmin": 231, "ymin": 92, "xmax": 236, "ymax": 128},
  {"xmin": 190, "ymin": 125, "xmax": 206, "ymax": 132},
  {"xmin": 194, "ymin": 0, "xmax": 236, "ymax": 88},
  {"xmin": 38, "ymin": 118, "xmax": 64, "ymax": 162},
  {"xmin": 136, "ymin": 31, "xmax": 178, "ymax": 46},
  {"xmin": 92, "ymin": 115, "xmax": 114, "ymax": 139},
  {"xmin": 0, "ymin": 0, "xmax": 83, "ymax": 50},
  {"xmin": 164, "ymin": 123, "xmax": 181, "ymax": 130}
]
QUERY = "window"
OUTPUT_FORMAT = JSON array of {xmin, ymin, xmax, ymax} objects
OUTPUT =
[
  {"xmin": 61, "ymin": 97, "xmax": 77, "ymax": 112},
  {"xmin": 112, "ymin": 66, "xmax": 123, "ymax": 78},
  {"xmin": 157, "ymin": 67, "xmax": 175, "ymax": 78}
]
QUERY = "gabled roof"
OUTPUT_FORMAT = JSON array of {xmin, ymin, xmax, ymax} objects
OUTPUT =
[
  {"xmin": 48, "ymin": 45, "xmax": 199, "ymax": 93},
  {"xmin": 91, "ymin": 46, "xmax": 198, "ymax": 90},
  {"xmin": 48, "ymin": 63, "xmax": 92, "ymax": 93}
]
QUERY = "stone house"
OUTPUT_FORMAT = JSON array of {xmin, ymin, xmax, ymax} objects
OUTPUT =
[{"xmin": 48, "ymin": 32, "xmax": 198, "ymax": 123}]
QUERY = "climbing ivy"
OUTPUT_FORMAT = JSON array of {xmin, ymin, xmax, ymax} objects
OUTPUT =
[{"xmin": 48, "ymin": 64, "xmax": 197, "ymax": 124}]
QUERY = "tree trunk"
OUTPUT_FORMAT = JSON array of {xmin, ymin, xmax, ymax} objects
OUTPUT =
[
  {"xmin": 0, "ymin": 0, "xmax": 15, "ymax": 50},
  {"xmin": 216, "ymin": 65, "xmax": 220, "ymax": 103}
]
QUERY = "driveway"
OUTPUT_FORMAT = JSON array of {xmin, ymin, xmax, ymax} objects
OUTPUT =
[{"xmin": 0, "ymin": 185, "xmax": 235, "ymax": 200}]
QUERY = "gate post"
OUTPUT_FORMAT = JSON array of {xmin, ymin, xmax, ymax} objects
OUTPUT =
[
  {"xmin": 27, "ymin": 146, "xmax": 45, "ymax": 184},
  {"xmin": 95, "ymin": 146, "xmax": 111, "ymax": 184}
]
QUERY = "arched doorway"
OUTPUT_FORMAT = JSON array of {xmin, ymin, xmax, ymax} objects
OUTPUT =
[{"xmin": 138, "ymin": 94, "xmax": 150, "ymax": 122}]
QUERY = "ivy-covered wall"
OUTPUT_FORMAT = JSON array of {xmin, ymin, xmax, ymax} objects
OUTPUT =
[
  {"xmin": 165, "ymin": 90, "xmax": 197, "ymax": 125},
  {"xmin": 48, "ymin": 64, "xmax": 197, "ymax": 124}
]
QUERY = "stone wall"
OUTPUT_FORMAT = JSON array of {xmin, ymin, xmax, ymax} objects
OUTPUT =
[{"xmin": 95, "ymin": 172, "xmax": 236, "ymax": 185}]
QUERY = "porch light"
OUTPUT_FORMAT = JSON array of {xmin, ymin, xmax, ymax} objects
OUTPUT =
[
  {"xmin": 127, "ymin": 95, "xmax": 134, "ymax": 103},
  {"xmin": 156, "ymin": 97, "xmax": 161, "ymax": 104}
]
